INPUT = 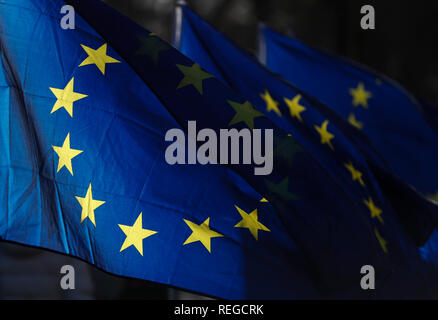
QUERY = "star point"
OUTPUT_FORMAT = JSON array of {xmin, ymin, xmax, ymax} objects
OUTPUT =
[
  {"xmin": 52, "ymin": 133, "xmax": 83, "ymax": 175},
  {"xmin": 349, "ymin": 82, "xmax": 372, "ymax": 108},
  {"xmin": 234, "ymin": 206, "xmax": 270, "ymax": 240},
  {"xmin": 364, "ymin": 197, "xmax": 383, "ymax": 224},
  {"xmin": 314, "ymin": 120, "xmax": 335, "ymax": 150},
  {"xmin": 75, "ymin": 183, "xmax": 105, "ymax": 227},
  {"xmin": 227, "ymin": 100, "xmax": 264, "ymax": 129},
  {"xmin": 260, "ymin": 90, "xmax": 281, "ymax": 116},
  {"xmin": 79, "ymin": 43, "xmax": 121, "ymax": 75},
  {"xmin": 183, "ymin": 217, "xmax": 223, "ymax": 253},
  {"xmin": 284, "ymin": 94, "xmax": 306, "ymax": 122},
  {"xmin": 176, "ymin": 63, "xmax": 213, "ymax": 95},
  {"xmin": 119, "ymin": 212, "xmax": 157, "ymax": 256},
  {"xmin": 344, "ymin": 161, "xmax": 365, "ymax": 187},
  {"xmin": 49, "ymin": 78, "xmax": 87, "ymax": 117}
]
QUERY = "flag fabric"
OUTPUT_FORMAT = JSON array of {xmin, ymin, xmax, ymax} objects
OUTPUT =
[
  {"xmin": 259, "ymin": 25, "xmax": 438, "ymax": 199},
  {"xmin": 0, "ymin": 0, "xmax": 324, "ymax": 299},
  {"xmin": 419, "ymin": 99, "xmax": 438, "ymax": 135},
  {"xmin": 173, "ymin": 4, "xmax": 438, "ymax": 297},
  {"xmin": 0, "ymin": 0, "xmax": 437, "ymax": 299},
  {"xmin": 174, "ymin": 4, "xmax": 438, "ymax": 240}
]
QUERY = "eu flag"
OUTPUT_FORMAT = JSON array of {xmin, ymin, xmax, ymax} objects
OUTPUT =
[
  {"xmin": 419, "ymin": 99, "xmax": 438, "ymax": 136},
  {"xmin": 259, "ymin": 25, "xmax": 438, "ymax": 199},
  {"xmin": 0, "ymin": 0, "xmax": 329, "ymax": 299},
  {"xmin": 173, "ymin": 4, "xmax": 438, "ymax": 297},
  {"xmin": 1, "ymin": 0, "xmax": 437, "ymax": 299}
]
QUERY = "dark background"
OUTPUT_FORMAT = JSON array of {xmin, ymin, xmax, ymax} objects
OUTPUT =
[{"xmin": 1, "ymin": 0, "xmax": 437, "ymax": 300}]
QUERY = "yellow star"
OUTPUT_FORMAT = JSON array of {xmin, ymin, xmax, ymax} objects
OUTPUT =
[
  {"xmin": 49, "ymin": 78, "xmax": 87, "ymax": 117},
  {"xmin": 265, "ymin": 177, "xmax": 299, "ymax": 202},
  {"xmin": 75, "ymin": 183, "xmax": 105, "ymax": 227},
  {"xmin": 52, "ymin": 133, "xmax": 83, "ymax": 175},
  {"xmin": 364, "ymin": 197, "xmax": 383, "ymax": 224},
  {"xmin": 79, "ymin": 43, "xmax": 121, "ymax": 75},
  {"xmin": 348, "ymin": 112, "xmax": 364, "ymax": 130},
  {"xmin": 228, "ymin": 100, "xmax": 264, "ymax": 129},
  {"xmin": 349, "ymin": 82, "xmax": 372, "ymax": 108},
  {"xmin": 374, "ymin": 228, "xmax": 388, "ymax": 254},
  {"xmin": 428, "ymin": 191, "xmax": 438, "ymax": 202},
  {"xmin": 183, "ymin": 217, "xmax": 223, "ymax": 253},
  {"xmin": 284, "ymin": 94, "xmax": 306, "ymax": 122},
  {"xmin": 314, "ymin": 120, "xmax": 335, "ymax": 150},
  {"xmin": 119, "ymin": 213, "xmax": 158, "ymax": 256},
  {"xmin": 260, "ymin": 90, "xmax": 281, "ymax": 116},
  {"xmin": 344, "ymin": 161, "xmax": 365, "ymax": 186},
  {"xmin": 234, "ymin": 206, "xmax": 270, "ymax": 241},
  {"xmin": 176, "ymin": 63, "xmax": 214, "ymax": 95},
  {"xmin": 260, "ymin": 197, "xmax": 268, "ymax": 202}
]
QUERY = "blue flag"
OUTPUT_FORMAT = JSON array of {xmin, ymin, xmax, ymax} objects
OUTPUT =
[
  {"xmin": 0, "ymin": 0, "xmax": 328, "ymax": 299},
  {"xmin": 419, "ymin": 99, "xmax": 438, "ymax": 136},
  {"xmin": 1, "ymin": 0, "xmax": 437, "ymax": 299},
  {"xmin": 259, "ymin": 25, "xmax": 438, "ymax": 198},
  {"xmin": 173, "ymin": 4, "xmax": 438, "ymax": 297}
]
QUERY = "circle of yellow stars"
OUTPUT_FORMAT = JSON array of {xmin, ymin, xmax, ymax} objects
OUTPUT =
[
  {"xmin": 46, "ymin": 36, "xmax": 277, "ymax": 258},
  {"xmin": 46, "ymin": 32, "xmax": 390, "ymax": 259}
]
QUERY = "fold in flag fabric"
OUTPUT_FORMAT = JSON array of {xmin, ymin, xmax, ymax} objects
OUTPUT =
[
  {"xmin": 173, "ymin": 4, "xmax": 438, "ymax": 297},
  {"xmin": 259, "ymin": 25, "xmax": 438, "ymax": 199},
  {"xmin": 0, "ymin": 0, "xmax": 437, "ymax": 299}
]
